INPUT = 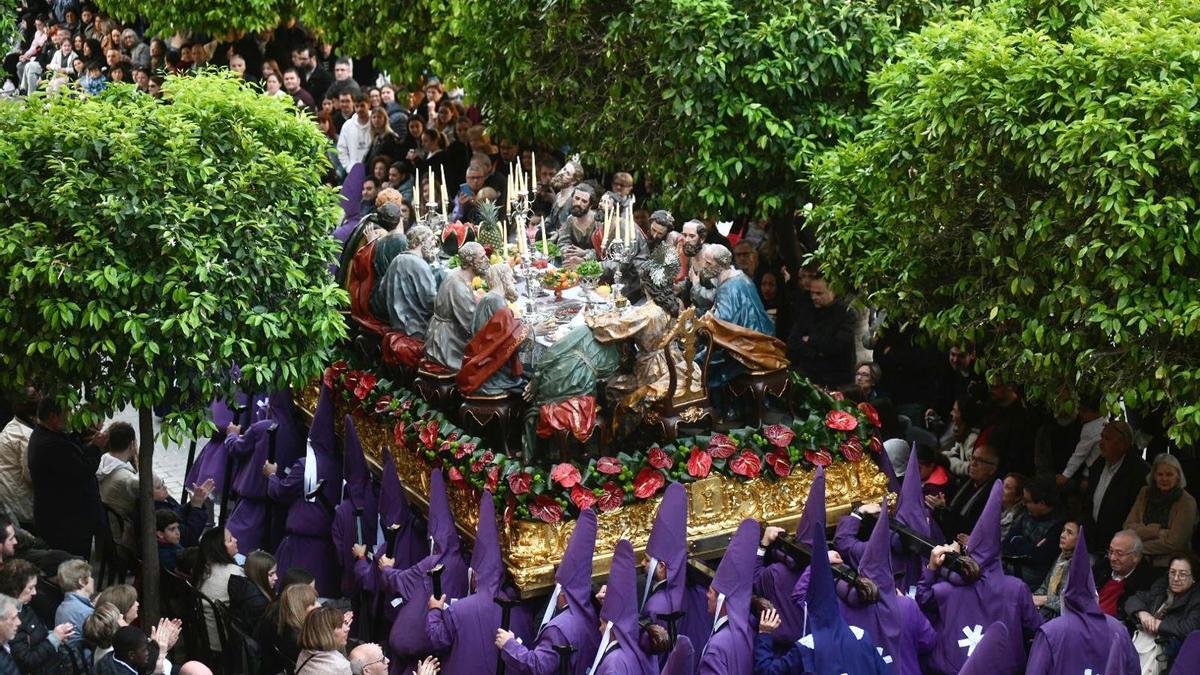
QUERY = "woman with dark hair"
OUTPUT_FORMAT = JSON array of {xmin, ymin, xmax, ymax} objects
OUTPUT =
[
  {"xmin": 229, "ymin": 550, "xmax": 276, "ymax": 631},
  {"xmin": 81, "ymin": 38, "xmax": 102, "ymax": 63},
  {"xmin": 194, "ymin": 527, "xmax": 245, "ymax": 649},
  {"xmin": 0, "ymin": 559, "xmax": 80, "ymax": 674},
  {"xmin": 1127, "ymin": 552, "xmax": 1200, "ymax": 671},
  {"xmin": 942, "ymin": 395, "xmax": 984, "ymax": 478},
  {"xmin": 295, "ymin": 606, "xmax": 352, "ymax": 674}
]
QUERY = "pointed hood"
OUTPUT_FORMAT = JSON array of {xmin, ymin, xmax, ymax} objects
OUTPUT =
[
  {"xmin": 557, "ymin": 508, "xmax": 598, "ymax": 619},
  {"xmin": 957, "ymin": 622, "xmax": 1015, "ymax": 675},
  {"xmin": 877, "ymin": 442, "xmax": 901, "ymax": 494},
  {"xmin": 896, "ymin": 444, "xmax": 930, "ymax": 537},
  {"xmin": 378, "ymin": 447, "xmax": 411, "ymax": 530},
  {"xmin": 804, "ymin": 499, "xmax": 884, "ymax": 674},
  {"xmin": 710, "ymin": 519, "xmax": 757, "ymax": 665},
  {"xmin": 966, "ymin": 479, "xmax": 1004, "ymax": 576},
  {"xmin": 211, "ymin": 398, "xmax": 236, "ymax": 435},
  {"xmin": 858, "ymin": 496, "xmax": 896, "ymax": 597},
  {"xmin": 597, "ymin": 540, "xmax": 656, "ymax": 675},
  {"xmin": 342, "ymin": 415, "xmax": 373, "ymax": 506},
  {"xmin": 1058, "ymin": 526, "xmax": 1111, "ymax": 648},
  {"xmin": 660, "ymin": 635, "xmax": 694, "ymax": 675},
  {"xmin": 643, "ymin": 482, "xmax": 687, "ymax": 612},
  {"xmin": 469, "ymin": 490, "xmax": 502, "ymax": 598},
  {"xmin": 427, "ymin": 468, "xmax": 461, "ymax": 558},
  {"xmin": 795, "ymin": 467, "xmax": 826, "ymax": 545},
  {"xmin": 267, "ymin": 388, "xmax": 304, "ymax": 470},
  {"xmin": 341, "ymin": 163, "xmax": 366, "ymax": 220},
  {"xmin": 308, "ymin": 385, "xmax": 336, "ymax": 455},
  {"xmin": 1168, "ymin": 629, "xmax": 1200, "ymax": 674}
]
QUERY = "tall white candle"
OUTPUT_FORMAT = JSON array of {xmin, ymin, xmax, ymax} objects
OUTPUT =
[{"xmin": 413, "ymin": 167, "xmax": 421, "ymax": 214}]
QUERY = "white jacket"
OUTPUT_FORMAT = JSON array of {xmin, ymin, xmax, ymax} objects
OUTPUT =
[
  {"xmin": 0, "ymin": 417, "xmax": 34, "ymax": 523},
  {"xmin": 336, "ymin": 116, "xmax": 372, "ymax": 172}
]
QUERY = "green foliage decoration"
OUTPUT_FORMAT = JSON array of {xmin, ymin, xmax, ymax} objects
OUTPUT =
[
  {"xmin": 0, "ymin": 72, "xmax": 347, "ymax": 441},
  {"xmin": 97, "ymin": 0, "xmax": 287, "ymax": 36},
  {"xmin": 811, "ymin": 0, "xmax": 1200, "ymax": 443}
]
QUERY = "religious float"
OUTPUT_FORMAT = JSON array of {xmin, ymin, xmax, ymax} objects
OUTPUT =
[
  {"xmin": 306, "ymin": 361, "xmax": 890, "ymax": 596},
  {"xmin": 326, "ymin": 157, "xmax": 891, "ymax": 594}
]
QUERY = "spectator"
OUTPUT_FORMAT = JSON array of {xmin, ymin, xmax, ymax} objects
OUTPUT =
[
  {"xmin": 228, "ymin": 550, "xmax": 275, "ymax": 631},
  {"xmin": 193, "ymin": 527, "xmax": 244, "ymax": 649},
  {"xmin": 980, "ymin": 380, "xmax": 1035, "ymax": 474},
  {"xmin": 52, "ymin": 559, "xmax": 94, "ymax": 647},
  {"xmin": 94, "ymin": 585, "xmax": 139, "ymax": 627},
  {"xmin": 365, "ymin": 107, "xmax": 404, "ymax": 172},
  {"xmin": 27, "ymin": 396, "xmax": 104, "ymax": 558},
  {"xmin": 257, "ymin": 580, "xmax": 318, "ymax": 675},
  {"xmin": 347, "ymin": 642, "xmax": 391, "ymax": 675},
  {"xmin": 120, "ymin": 29, "xmax": 148, "ymax": 69},
  {"xmin": 1082, "ymin": 420, "xmax": 1149, "ymax": 555},
  {"xmin": 853, "ymin": 361, "xmax": 883, "ymax": 401},
  {"xmin": 916, "ymin": 443, "xmax": 952, "ymax": 501},
  {"xmin": 0, "ymin": 593, "xmax": 21, "ymax": 673},
  {"xmin": 147, "ymin": 473, "xmax": 212, "ymax": 548},
  {"xmin": 1127, "ymin": 552, "xmax": 1200, "ymax": 671},
  {"xmin": 1094, "ymin": 529, "xmax": 1156, "ymax": 621},
  {"xmin": 1055, "ymin": 393, "xmax": 1106, "ymax": 486},
  {"xmin": 1124, "ymin": 453, "xmax": 1198, "ymax": 568},
  {"xmin": 0, "ymin": 387, "xmax": 37, "ymax": 527},
  {"xmin": 941, "ymin": 396, "xmax": 983, "ymax": 478},
  {"xmin": 263, "ymin": 72, "xmax": 286, "ymax": 98},
  {"xmin": 0, "ymin": 516, "xmax": 16, "ymax": 566},
  {"xmin": 999, "ymin": 473, "xmax": 1027, "ymax": 540},
  {"xmin": 154, "ymin": 510, "xmax": 183, "ymax": 574},
  {"xmin": 0, "ymin": 559, "xmax": 78, "ymax": 673},
  {"xmin": 93, "ymin": 625, "xmax": 157, "ymax": 675},
  {"xmin": 1002, "ymin": 476, "xmax": 1067, "ymax": 588},
  {"xmin": 786, "ymin": 275, "xmax": 857, "ymax": 388},
  {"xmin": 97, "ymin": 421, "xmax": 139, "ymax": 539},
  {"xmin": 337, "ymin": 91, "xmax": 372, "ymax": 174},
  {"xmin": 732, "ymin": 239, "xmax": 761, "ymax": 284},
  {"xmin": 83, "ymin": 602, "xmax": 123, "ymax": 665},
  {"xmin": 936, "ymin": 444, "xmax": 1001, "ymax": 540},
  {"xmin": 295, "ymin": 606, "xmax": 352, "ymax": 675},
  {"xmin": 283, "ymin": 68, "xmax": 315, "ymax": 112},
  {"xmin": 292, "ymin": 45, "xmax": 331, "ymax": 103},
  {"xmin": 323, "ymin": 57, "xmax": 361, "ymax": 103},
  {"xmin": 1032, "ymin": 519, "xmax": 1079, "ymax": 619}
]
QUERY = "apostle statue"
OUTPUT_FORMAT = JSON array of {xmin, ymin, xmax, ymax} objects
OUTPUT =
[
  {"xmin": 544, "ymin": 155, "xmax": 584, "ymax": 236},
  {"xmin": 337, "ymin": 187, "xmax": 405, "ymax": 290},
  {"xmin": 423, "ymin": 241, "xmax": 489, "ymax": 372},
  {"xmin": 557, "ymin": 184, "xmax": 600, "ymax": 263},
  {"xmin": 381, "ymin": 225, "xmax": 439, "ymax": 338},
  {"xmin": 346, "ymin": 201, "xmax": 406, "ymax": 333},
  {"xmin": 457, "ymin": 264, "xmax": 528, "ymax": 396},
  {"xmin": 521, "ymin": 323, "xmax": 622, "ymax": 454}
]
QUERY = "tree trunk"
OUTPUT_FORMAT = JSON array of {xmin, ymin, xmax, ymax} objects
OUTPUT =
[{"xmin": 138, "ymin": 406, "xmax": 161, "ymax": 627}]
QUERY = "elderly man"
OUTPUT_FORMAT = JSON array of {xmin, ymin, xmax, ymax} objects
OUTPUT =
[
  {"xmin": 681, "ymin": 220, "xmax": 715, "ymax": 312},
  {"xmin": 1082, "ymin": 420, "xmax": 1149, "ymax": 554},
  {"xmin": 0, "ymin": 594, "xmax": 21, "ymax": 672},
  {"xmin": 381, "ymin": 225, "xmax": 439, "ymax": 338},
  {"xmin": 348, "ymin": 641, "xmax": 390, "ymax": 675},
  {"xmin": 424, "ymin": 242, "xmax": 489, "ymax": 371},
  {"xmin": 0, "ymin": 388, "xmax": 37, "ymax": 527},
  {"xmin": 557, "ymin": 184, "xmax": 600, "ymax": 263},
  {"xmin": 1092, "ymin": 529, "xmax": 1156, "ymax": 621},
  {"xmin": 544, "ymin": 158, "xmax": 584, "ymax": 234}
]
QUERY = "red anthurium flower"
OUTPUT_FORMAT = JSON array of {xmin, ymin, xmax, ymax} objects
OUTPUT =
[
  {"xmin": 373, "ymin": 395, "xmax": 394, "ymax": 415},
  {"xmin": 686, "ymin": 448, "xmax": 712, "ymax": 479},
  {"xmin": 764, "ymin": 450, "xmax": 791, "ymax": 477},
  {"xmin": 730, "ymin": 450, "xmax": 762, "ymax": 479},
  {"xmin": 707, "ymin": 434, "xmax": 737, "ymax": 459},
  {"xmin": 400, "ymin": 399, "xmax": 413, "ymax": 411},
  {"xmin": 420, "ymin": 420, "xmax": 440, "ymax": 449},
  {"xmin": 486, "ymin": 466, "xmax": 500, "ymax": 493},
  {"xmin": 507, "ymin": 471, "xmax": 532, "ymax": 495},
  {"xmin": 598, "ymin": 482, "xmax": 624, "ymax": 512},
  {"xmin": 648, "ymin": 447, "xmax": 673, "ymax": 470},
  {"xmin": 392, "ymin": 421, "xmax": 408, "ymax": 449},
  {"xmin": 596, "ymin": 456, "xmax": 623, "ymax": 475},
  {"xmin": 868, "ymin": 436, "xmax": 883, "ymax": 454},
  {"xmin": 530, "ymin": 495, "xmax": 564, "ymax": 524},
  {"xmin": 825, "ymin": 410, "xmax": 858, "ymax": 432},
  {"xmin": 353, "ymin": 372, "xmax": 377, "ymax": 400},
  {"xmin": 322, "ymin": 367, "xmax": 336, "ymax": 388},
  {"xmin": 763, "ymin": 424, "xmax": 796, "ymax": 449},
  {"xmin": 551, "ymin": 463, "xmax": 582, "ymax": 488},
  {"xmin": 452, "ymin": 443, "xmax": 472, "ymax": 460},
  {"xmin": 471, "ymin": 459, "xmax": 484, "ymax": 473},
  {"xmin": 503, "ymin": 494, "xmax": 516, "ymax": 524},
  {"xmin": 829, "ymin": 390, "xmax": 845, "ymax": 401},
  {"xmin": 857, "ymin": 402, "xmax": 881, "ymax": 428},
  {"xmin": 805, "ymin": 447, "xmax": 833, "ymax": 467},
  {"xmin": 448, "ymin": 467, "xmax": 464, "ymax": 483},
  {"xmin": 840, "ymin": 437, "xmax": 864, "ymax": 463},
  {"xmin": 570, "ymin": 485, "xmax": 597, "ymax": 510},
  {"xmin": 633, "ymin": 468, "xmax": 666, "ymax": 499},
  {"xmin": 439, "ymin": 440, "xmax": 452, "ymax": 454}
]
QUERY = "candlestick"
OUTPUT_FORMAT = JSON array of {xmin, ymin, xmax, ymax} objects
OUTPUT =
[
  {"xmin": 540, "ymin": 217, "xmax": 549, "ymax": 257},
  {"xmin": 413, "ymin": 167, "xmax": 421, "ymax": 214}
]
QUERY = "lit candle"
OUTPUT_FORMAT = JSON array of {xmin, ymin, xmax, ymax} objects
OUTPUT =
[
  {"xmin": 625, "ymin": 206, "xmax": 633, "ymax": 244},
  {"xmin": 428, "ymin": 166, "xmax": 435, "ymax": 206},
  {"xmin": 540, "ymin": 217, "xmax": 549, "ymax": 256},
  {"xmin": 413, "ymin": 167, "xmax": 421, "ymax": 214},
  {"xmin": 530, "ymin": 152, "xmax": 536, "ymax": 196},
  {"xmin": 440, "ymin": 166, "xmax": 449, "ymax": 221},
  {"xmin": 600, "ymin": 206, "xmax": 609, "ymax": 249}
]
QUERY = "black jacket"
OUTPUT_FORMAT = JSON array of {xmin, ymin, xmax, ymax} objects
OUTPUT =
[
  {"xmin": 228, "ymin": 575, "xmax": 270, "ymax": 633},
  {"xmin": 1094, "ymin": 557, "xmax": 1157, "ymax": 622},
  {"xmin": 10, "ymin": 603, "xmax": 73, "ymax": 675},
  {"xmin": 1125, "ymin": 576, "xmax": 1200, "ymax": 640},
  {"xmin": 786, "ymin": 297, "xmax": 857, "ymax": 388},
  {"xmin": 1083, "ymin": 453, "xmax": 1151, "ymax": 554},
  {"xmin": 0, "ymin": 649, "xmax": 19, "ymax": 675},
  {"xmin": 27, "ymin": 425, "xmax": 103, "ymax": 557}
]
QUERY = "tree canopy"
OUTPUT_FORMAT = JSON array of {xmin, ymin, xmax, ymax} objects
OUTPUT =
[
  {"xmin": 811, "ymin": 0, "xmax": 1200, "ymax": 442},
  {"xmin": 0, "ymin": 73, "xmax": 346, "ymax": 440}
]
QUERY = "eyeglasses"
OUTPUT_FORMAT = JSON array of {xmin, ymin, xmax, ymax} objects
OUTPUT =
[
  {"xmin": 363, "ymin": 656, "xmax": 388, "ymax": 670},
  {"xmin": 969, "ymin": 457, "xmax": 997, "ymax": 467},
  {"xmin": 1107, "ymin": 548, "xmax": 1132, "ymax": 559},
  {"xmin": 1168, "ymin": 570, "xmax": 1193, "ymax": 580}
]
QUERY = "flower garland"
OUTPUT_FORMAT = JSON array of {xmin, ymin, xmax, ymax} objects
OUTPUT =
[{"xmin": 324, "ymin": 360, "xmax": 883, "ymax": 524}]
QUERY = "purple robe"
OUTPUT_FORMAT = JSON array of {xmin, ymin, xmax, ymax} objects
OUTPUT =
[
  {"xmin": 660, "ymin": 635, "xmax": 693, "ymax": 675},
  {"xmin": 268, "ymin": 386, "xmax": 342, "ymax": 597},
  {"xmin": 331, "ymin": 416, "xmax": 380, "ymax": 598},
  {"xmin": 697, "ymin": 519, "xmax": 759, "ymax": 675},
  {"xmin": 334, "ymin": 163, "xmax": 367, "ymax": 244},
  {"xmin": 836, "ymin": 497, "xmax": 935, "ymax": 675},
  {"xmin": 424, "ymin": 490, "xmax": 533, "ymax": 674},
  {"xmin": 501, "ymin": 509, "xmax": 599, "ymax": 675},
  {"xmin": 641, "ymin": 484, "xmax": 688, "ymax": 634},
  {"xmin": 754, "ymin": 468, "xmax": 826, "ymax": 644},
  {"xmin": 1171, "ymin": 630, "xmax": 1200, "ymax": 674},
  {"xmin": 225, "ymin": 415, "xmax": 274, "ymax": 554},
  {"xmin": 1025, "ymin": 527, "xmax": 1139, "ymax": 675},
  {"xmin": 185, "ymin": 398, "xmax": 238, "ymax": 493},
  {"xmin": 591, "ymin": 540, "xmax": 656, "ymax": 675},
  {"xmin": 956, "ymin": 622, "xmax": 1017, "ymax": 675},
  {"xmin": 916, "ymin": 481, "xmax": 1041, "ymax": 675},
  {"xmin": 383, "ymin": 469, "xmax": 468, "ymax": 675}
]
